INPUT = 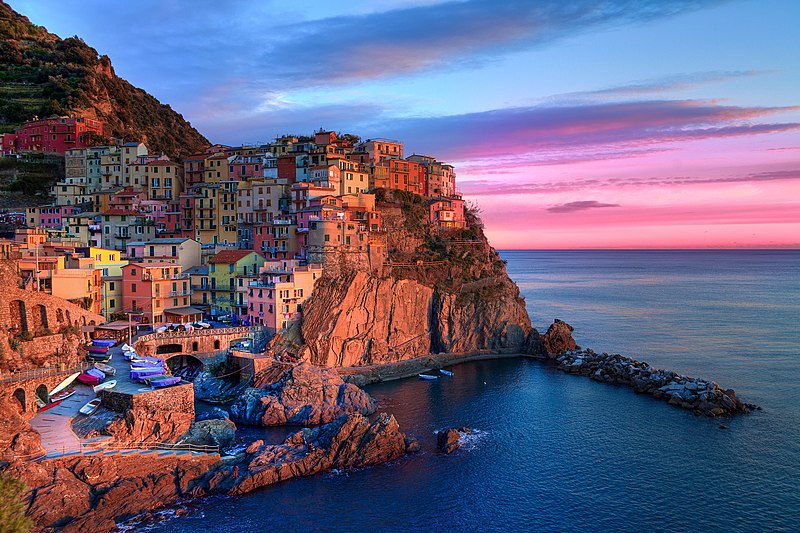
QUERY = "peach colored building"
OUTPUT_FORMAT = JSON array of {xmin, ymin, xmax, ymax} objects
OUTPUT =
[
  {"xmin": 246, "ymin": 262, "xmax": 323, "ymax": 332},
  {"xmin": 121, "ymin": 263, "xmax": 191, "ymax": 325}
]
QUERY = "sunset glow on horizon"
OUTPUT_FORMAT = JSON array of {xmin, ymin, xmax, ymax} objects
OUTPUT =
[{"xmin": 11, "ymin": 0, "xmax": 800, "ymax": 249}]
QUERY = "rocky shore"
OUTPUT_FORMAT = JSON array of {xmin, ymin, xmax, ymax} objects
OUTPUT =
[
  {"xmin": 6, "ymin": 411, "xmax": 409, "ymax": 532},
  {"xmin": 550, "ymin": 348, "xmax": 758, "ymax": 416}
]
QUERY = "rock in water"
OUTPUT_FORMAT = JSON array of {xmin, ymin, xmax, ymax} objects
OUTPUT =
[
  {"xmin": 437, "ymin": 427, "xmax": 467, "ymax": 454},
  {"xmin": 230, "ymin": 362, "xmax": 376, "ymax": 427},
  {"xmin": 182, "ymin": 419, "xmax": 237, "ymax": 448}
]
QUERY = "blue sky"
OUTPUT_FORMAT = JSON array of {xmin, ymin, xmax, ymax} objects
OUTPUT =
[{"xmin": 9, "ymin": 0, "xmax": 800, "ymax": 248}]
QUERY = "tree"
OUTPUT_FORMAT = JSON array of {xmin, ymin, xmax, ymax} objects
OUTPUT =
[{"xmin": 0, "ymin": 474, "xmax": 33, "ymax": 532}]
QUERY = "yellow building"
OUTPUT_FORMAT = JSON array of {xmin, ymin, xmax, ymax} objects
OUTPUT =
[{"xmin": 208, "ymin": 250, "xmax": 266, "ymax": 317}]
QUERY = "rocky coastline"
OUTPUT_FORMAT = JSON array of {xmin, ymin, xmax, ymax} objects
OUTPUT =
[{"xmin": 549, "ymin": 348, "xmax": 758, "ymax": 416}]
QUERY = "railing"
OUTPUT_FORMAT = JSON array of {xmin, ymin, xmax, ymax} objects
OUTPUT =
[
  {"xmin": 0, "ymin": 362, "xmax": 89, "ymax": 384},
  {"xmin": 136, "ymin": 326, "xmax": 253, "ymax": 343},
  {"xmin": 99, "ymin": 442, "xmax": 220, "ymax": 454}
]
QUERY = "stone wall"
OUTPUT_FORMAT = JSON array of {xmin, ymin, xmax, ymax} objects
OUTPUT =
[
  {"xmin": 0, "ymin": 260, "xmax": 105, "ymax": 371},
  {"xmin": 101, "ymin": 382, "xmax": 194, "ymax": 416},
  {"xmin": 134, "ymin": 327, "xmax": 255, "ymax": 357}
]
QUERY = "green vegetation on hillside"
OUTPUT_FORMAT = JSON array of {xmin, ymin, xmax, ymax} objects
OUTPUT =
[{"xmin": 0, "ymin": 1, "xmax": 209, "ymax": 158}]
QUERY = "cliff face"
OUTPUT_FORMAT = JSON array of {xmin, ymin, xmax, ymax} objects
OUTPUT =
[
  {"xmin": 272, "ymin": 192, "xmax": 561, "ymax": 367},
  {"xmin": 295, "ymin": 270, "xmax": 532, "ymax": 367},
  {"xmin": 0, "ymin": 1, "xmax": 209, "ymax": 158}
]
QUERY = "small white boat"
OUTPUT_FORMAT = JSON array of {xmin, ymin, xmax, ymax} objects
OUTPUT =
[
  {"xmin": 79, "ymin": 398, "xmax": 102, "ymax": 415},
  {"xmin": 49, "ymin": 372, "xmax": 80, "ymax": 396},
  {"xmin": 93, "ymin": 380, "xmax": 117, "ymax": 393},
  {"xmin": 418, "ymin": 374, "xmax": 438, "ymax": 380},
  {"xmin": 94, "ymin": 362, "xmax": 116, "ymax": 376},
  {"xmin": 439, "ymin": 369, "xmax": 454, "ymax": 377}
]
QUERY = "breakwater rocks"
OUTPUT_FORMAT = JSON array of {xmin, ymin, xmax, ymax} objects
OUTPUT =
[
  {"xmin": 436, "ymin": 427, "xmax": 471, "ymax": 454},
  {"xmin": 552, "ymin": 349, "xmax": 758, "ymax": 416},
  {"xmin": 230, "ymin": 362, "xmax": 377, "ymax": 426}
]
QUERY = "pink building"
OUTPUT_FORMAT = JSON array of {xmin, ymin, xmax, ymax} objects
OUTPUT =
[
  {"xmin": 246, "ymin": 263, "xmax": 323, "ymax": 332},
  {"xmin": 429, "ymin": 196, "xmax": 466, "ymax": 228},
  {"xmin": 1, "ymin": 116, "xmax": 104, "ymax": 154}
]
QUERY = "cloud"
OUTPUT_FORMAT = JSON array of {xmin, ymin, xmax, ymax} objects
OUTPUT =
[
  {"xmin": 261, "ymin": 0, "xmax": 721, "ymax": 87},
  {"xmin": 459, "ymin": 168, "xmax": 800, "ymax": 196},
  {"xmin": 547, "ymin": 200, "xmax": 620, "ymax": 213},
  {"xmin": 377, "ymin": 99, "xmax": 800, "ymax": 165}
]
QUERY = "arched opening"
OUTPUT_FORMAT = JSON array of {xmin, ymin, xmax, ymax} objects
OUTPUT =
[
  {"xmin": 65, "ymin": 310, "xmax": 72, "ymax": 325},
  {"xmin": 35, "ymin": 384, "xmax": 49, "ymax": 405},
  {"xmin": 37, "ymin": 304, "xmax": 48, "ymax": 330},
  {"xmin": 191, "ymin": 341, "xmax": 198, "ymax": 352},
  {"xmin": 165, "ymin": 354, "xmax": 203, "ymax": 380},
  {"xmin": 12, "ymin": 388, "xmax": 25, "ymax": 412},
  {"xmin": 156, "ymin": 343, "xmax": 183, "ymax": 355},
  {"xmin": 9, "ymin": 300, "xmax": 27, "ymax": 333},
  {"xmin": 213, "ymin": 340, "xmax": 220, "ymax": 350},
  {"xmin": 56, "ymin": 308, "xmax": 64, "ymax": 323}
]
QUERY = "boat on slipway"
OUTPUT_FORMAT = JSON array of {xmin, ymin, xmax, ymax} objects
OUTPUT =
[
  {"xmin": 79, "ymin": 398, "xmax": 102, "ymax": 415},
  {"xmin": 419, "ymin": 374, "xmax": 439, "ymax": 380}
]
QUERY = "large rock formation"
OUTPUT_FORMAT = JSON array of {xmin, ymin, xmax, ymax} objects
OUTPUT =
[
  {"xmin": 0, "ymin": 396, "xmax": 44, "ymax": 460},
  {"xmin": 229, "ymin": 361, "xmax": 376, "ymax": 426},
  {"xmin": 202, "ymin": 413, "xmax": 409, "ymax": 496},
  {"xmin": 269, "ymin": 193, "xmax": 560, "ymax": 368}
]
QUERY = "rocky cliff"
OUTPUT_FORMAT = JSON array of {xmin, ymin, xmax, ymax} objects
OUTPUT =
[
  {"xmin": 0, "ymin": 1, "xmax": 209, "ymax": 158},
  {"xmin": 272, "ymin": 191, "xmax": 569, "ymax": 368}
]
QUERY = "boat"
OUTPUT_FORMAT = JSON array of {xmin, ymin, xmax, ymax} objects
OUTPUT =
[
  {"xmin": 79, "ymin": 398, "xmax": 102, "ymax": 415},
  {"xmin": 87, "ymin": 346, "xmax": 109, "ymax": 354},
  {"xmin": 418, "ymin": 374, "xmax": 439, "ymax": 380},
  {"xmin": 146, "ymin": 376, "xmax": 181, "ymax": 388},
  {"xmin": 93, "ymin": 380, "xmax": 117, "ymax": 393},
  {"xmin": 123, "ymin": 351, "xmax": 136, "ymax": 361},
  {"xmin": 77, "ymin": 372, "xmax": 101, "ymax": 386},
  {"xmin": 439, "ymin": 369, "xmax": 454, "ymax": 376},
  {"xmin": 132, "ymin": 356, "xmax": 162, "ymax": 364},
  {"xmin": 37, "ymin": 399, "xmax": 62, "ymax": 412},
  {"xmin": 121, "ymin": 343, "xmax": 133, "ymax": 352},
  {"xmin": 49, "ymin": 372, "xmax": 80, "ymax": 396},
  {"xmin": 86, "ymin": 354, "xmax": 111, "ymax": 363},
  {"xmin": 92, "ymin": 339, "xmax": 116, "ymax": 347},
  {"xmin": 130, "ymin": 368, "xmax": 167, "ymax": 380},
  {"xmin": 94, "ymin": 362, "xmax": 116, "ymax": 376},
  {"xmin": 51, "ymin": 388, "xmax": 76, "ymax": 402}
]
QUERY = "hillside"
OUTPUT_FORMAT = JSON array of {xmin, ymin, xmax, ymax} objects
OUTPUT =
[{"xmin": 0, "ymin": 1, "xmax": 209, "ymax": 158}]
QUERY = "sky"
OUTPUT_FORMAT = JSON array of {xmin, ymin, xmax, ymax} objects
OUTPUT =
[{"xmin": 9, "ymin": 0, "xmax": 800, "ymax": 249}]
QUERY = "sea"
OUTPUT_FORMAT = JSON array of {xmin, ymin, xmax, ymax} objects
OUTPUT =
[{"xmin": 155, "ymin": 250, "xmax": 800, "ymax": 532}]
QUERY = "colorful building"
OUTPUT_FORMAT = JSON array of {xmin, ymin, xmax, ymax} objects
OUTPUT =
[{"xmin": 208, "ymin": 250, "xmax": 266, "ymax": 317}]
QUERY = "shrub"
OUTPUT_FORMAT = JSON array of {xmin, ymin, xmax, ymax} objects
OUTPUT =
[{"xmin": 0, "ymin": 474, "xmax": 32, "ymax": 533}]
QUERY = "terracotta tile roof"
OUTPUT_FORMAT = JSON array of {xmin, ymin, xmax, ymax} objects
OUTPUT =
[{"xmin": 209, "ymin": 249, "xmax": 255, "ymax": 264}]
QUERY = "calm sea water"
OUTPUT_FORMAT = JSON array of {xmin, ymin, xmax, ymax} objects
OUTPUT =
[{"xmin": 158, "ymin": 250, "xmax": 800, "ymax": 532}]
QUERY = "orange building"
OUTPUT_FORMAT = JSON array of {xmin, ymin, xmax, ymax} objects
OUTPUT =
[{"xmin": 121, "ymin": 263, "xmax": 192, "ymax": 325}]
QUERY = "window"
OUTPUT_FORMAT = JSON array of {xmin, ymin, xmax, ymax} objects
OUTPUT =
[
  {"xmin": 109, "ymin": 298, "xmax": 115, "ymax": 308},
  {"xmin": 131, "ymin": 283, "xmax": 137, "ymax": 293},
  {"xmin": 109, "ymin": 281, "xmax": 115, "ymax": 290}
]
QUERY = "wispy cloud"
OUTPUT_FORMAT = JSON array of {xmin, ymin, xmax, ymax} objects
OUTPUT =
[
  {"xmin": 459, "ymin": 169, "xmax": 800, "ymax": 196},
  {"xmin": 547, "ymin": 200, "xmax": 620, "ymax": 213},
  {"xmin": 379, "ymin": 99, "xmax": 800, "ymax": 165},
  {"xmin": 262, "ymin": 0, "xmax": 723, "ymax": 88}
]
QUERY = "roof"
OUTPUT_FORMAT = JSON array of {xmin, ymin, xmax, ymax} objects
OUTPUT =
[
  {"xmin": 209, "ymin": 249, "xmax": 259, "ymax": 264},
  {"xmin": 143, "ymin": 238, "xmax": 193, "ymax": 244},
  {"xmin": 122, "ymin": 142, "xmax": 144, "ymax": 147},
  {"xmin": 183, "ymin": 265, "xmax": 208, "ymax": 275},
  {"xmin": 164, "ymin": 306, "xmax": 203, "ymax": 316},
  {"xmin": 102, "ymin": 209, "xmax": 140, "ymax": 216}
]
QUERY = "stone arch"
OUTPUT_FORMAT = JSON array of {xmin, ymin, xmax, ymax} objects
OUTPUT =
[
  {"xmin": 65, "ymin": 309, "xmax": 72, "ymax": 325},
  {"xmin": 9, "ymin": 299, "xmax": 27, "ymax": 333},
  {"xmin": 165, "ymin": 354, "xmax": 203, "ymax": 381},
  {"xmin": 37, "ymin": 304, "xmax": 48, "ymax": 330},
  {"xmin": 155, "ymin": 343, "xmax": 183, "ymax": 355},
  {"xmin": 35, "ymin": 384, "xmax": 49, "ymax": 405},
  {"xmin": 213, "ymin": 339, "xmax": 221, "ymax": 350},
  {"xmin": 12, "ymin": 388, "xmax": 25, "ymax": 412},
  {"xmin": 56, "ymin": 308, "xmax": 65, "ymax": 323},
  {"xmin": 81, "ymin": 316, "xmax": 87, "ymax": 326},
  {"xmin": 191, "ymin": 341, "xmax": 198, "ymax": 352}
]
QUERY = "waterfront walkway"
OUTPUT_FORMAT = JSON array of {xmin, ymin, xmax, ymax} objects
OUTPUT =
[{"xmin": 30, "ymin": 384, "xmax": 94, "ymax": 455}]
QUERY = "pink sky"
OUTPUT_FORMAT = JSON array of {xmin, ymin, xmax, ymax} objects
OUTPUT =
[{"xmin": 460, "ymin": 132, "xmax": 800, "ymax": 249}]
